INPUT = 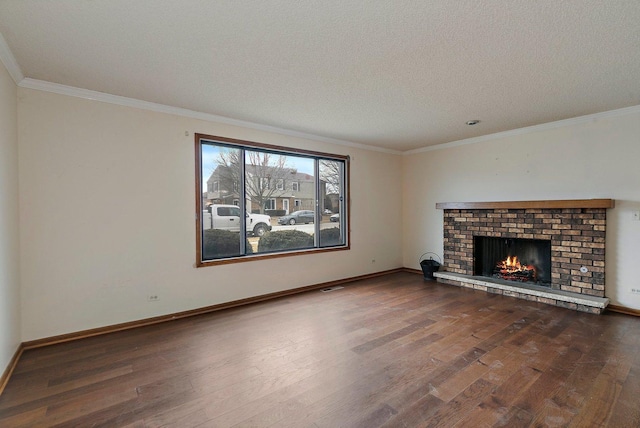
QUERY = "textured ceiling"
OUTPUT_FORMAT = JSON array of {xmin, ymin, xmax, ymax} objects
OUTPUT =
[{"xmin": 0, "ymin": 1, "xmax": 639, "ymax": 152}]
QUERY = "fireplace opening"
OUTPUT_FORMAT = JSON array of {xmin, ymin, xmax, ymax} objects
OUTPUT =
[{"xmin": 473, "ymin": 236, "xmax": 551, "ymax": 286}]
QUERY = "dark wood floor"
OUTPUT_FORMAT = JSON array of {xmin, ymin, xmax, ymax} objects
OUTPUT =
[{"xmin": 1, "ymin": 272, "xmax": 639, "ymax": 427}]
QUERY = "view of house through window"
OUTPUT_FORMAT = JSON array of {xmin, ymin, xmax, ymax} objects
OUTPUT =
[{"xmin": 197, "ymin": 135, "xmax": 348, "ymax": 263}]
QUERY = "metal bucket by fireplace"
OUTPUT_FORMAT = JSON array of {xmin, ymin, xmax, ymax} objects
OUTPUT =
[{"xmin": 419, "ymin": 253, "xmax": 441, "ymax": 280}]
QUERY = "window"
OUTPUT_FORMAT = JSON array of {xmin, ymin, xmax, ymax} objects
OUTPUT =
[
  {"xmin": 217, "ymin": 206, "xmax": 240, "ymax": 217},
  {"xmin": 196, "ymin": 134, "xmax": 349, "ymax": 265},
  {"xmin": 265, "ymin": 199, "xmax": 276, "ymax": 210},
  {"xmin": 261, "ymin": 177, "xmax": 270, "ymax": 190}
]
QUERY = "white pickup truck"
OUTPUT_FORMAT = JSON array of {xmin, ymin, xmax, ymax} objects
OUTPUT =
[{"xmin": 203, "ymin": 204, "xmax": 272, "ymax": 237}]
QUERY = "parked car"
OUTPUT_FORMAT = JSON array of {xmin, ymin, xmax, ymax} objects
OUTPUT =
[
  {"xmin": 323, "ymin": 209, "xmax": 332, "ymax": 215},
  {"xmin": 203, "ymin": 204, "xmax": 272, "ymax": 237},
  {"xmin": 278, "ymin": 210, "xmax": 315, "ymax": 225},
  {"xmin": 330, "ymin": 213, "xmax": 340, "ymax": 222}
]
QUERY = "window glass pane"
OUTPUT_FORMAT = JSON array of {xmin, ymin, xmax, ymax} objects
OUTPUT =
[
  {"xmin": 319, "ymin": 159, "xmax": 345, "ymax": 247},
  {"xmin": 246, "ymin": 151, "xmax": 316, "ymax": 254},
  {"xmin": 201, "ymin": 144, "xmax": 243, "ymax": 259}
]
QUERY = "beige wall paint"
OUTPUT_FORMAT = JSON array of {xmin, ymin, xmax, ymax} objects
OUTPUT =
[
  {"xmin": 13, "ymin": 83, "xmax": 640, "ymax": 344},
  {"xmin": 403, "ymin": 111, "xmax": 640, "ymax": 309},
  {"xmin": 0, "ymin": 61, "xmax": 20, "ymax": 371},
  {"xmin": 17, "ymin": 88, "xmax": 403, "ymax": 341}
]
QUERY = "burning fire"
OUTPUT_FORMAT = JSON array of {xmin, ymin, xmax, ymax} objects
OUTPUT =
[
  {"xmin": 495, "ymin": 255, "xmax": 537, "ymax": 282},
  {"xmin": 500, "ymin": 255, "xmax": 523, "ymax": 270}
]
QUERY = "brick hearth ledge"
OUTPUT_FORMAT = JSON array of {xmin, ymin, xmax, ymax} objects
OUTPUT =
[{"xmin": 434, "ymin": 272, "xmax": 609, "ymax": 314}]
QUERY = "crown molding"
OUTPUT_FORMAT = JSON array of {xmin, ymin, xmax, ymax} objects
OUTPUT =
[
  {"xmin": 16, "ymin": 74, "xmax": 640, "ymax": 157},
  {"xmin": 18, "ymin": 78, "xmax": 402, "ymax": 155},
  {"xmin": 404, "ymin": 104, "xmax": 640, "ymax": 155},
  {"xmin": 0, "ymin": 32, "xmax": 24, "ymax": 84}
]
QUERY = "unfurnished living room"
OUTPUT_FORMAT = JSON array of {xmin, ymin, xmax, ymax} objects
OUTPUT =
[{"xmin": 1, "ymin": 2, "xmax": 639, "ymax": 427}]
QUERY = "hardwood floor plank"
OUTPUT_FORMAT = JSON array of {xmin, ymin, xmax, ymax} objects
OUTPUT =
[
  {"xmin": 566, "ymin": 351, "xmax": 630, "ymax": 427},
  {"xmin": 456, "ymin": 364, "xmax": 542, "ymax": 426},
  {"xmin": 547, "ymin": 340, "xmax": 613, "ymax": 414},
  {"xmin": 214, "ymin": 353, "xmax": 366, "ymax": 427},
  {"xmin": 421, "ymin": 378, "xmax": 497, "ymax": 428},
  {"xmin": 0, "ymin": 364, "xmax": 134, "ymax": 414},
  {"xmin": 43, "ymin": 385, "xmax": 139, "ymax": 426},
  {"xmin": 1, "ymin": 272, "xmax": 639, "ymax": 427},
  {"xmin": 350, "ymin": 318, "xmax": 436, "ymax": 354},
  {"xmin": 492, "ymin": 406, "xmax": 534, "ymax": 428},
  {"xmin": 263, "ymin": 325, "xmax": 447, "ymax": 427},
  {"xmin": 606, "ymin": 364, "xmax": 640, "ymax": 427},
  {"xmin": 430, "ymin": 360, "xmax": 491, "ymax": 402},
  {"xmin": 530, "ymin": 402, "xmax": 577, "ymax": 427},
  {"xmin": 230, "ymin": 398, "xmax": 309, "ymax": 428},
  {"xmin": 0, "ymin": 406, "xmax": 47, "ymax": 428},
  {"xmin": 378, "ymin": 394, "xmax": 444, "ymax": 428},
  {"xmin": 509, "ymin": 354, "xmax": 580, "ymax": 417}
]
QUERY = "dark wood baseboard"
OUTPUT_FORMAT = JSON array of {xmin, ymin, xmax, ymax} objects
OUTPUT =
[
  {"xmin": 0, "ymin": 343, "xmax": 23, "ymax": 396},
  {"xmin": 607, "ymin": 304, "xmax": 640, "ymax": 317},
  {"xmin": 402, "ymin": 267, "xmax": 423, "ymax": 276},
  {"xmin": 22, "ymin": 268, "xmax": 404, "ymax": 350}
]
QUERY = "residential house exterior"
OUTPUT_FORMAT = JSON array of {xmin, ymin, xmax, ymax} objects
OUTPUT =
[{"xmin": 205, "ymin": 165, "xmax": 321, "ymax": 215}]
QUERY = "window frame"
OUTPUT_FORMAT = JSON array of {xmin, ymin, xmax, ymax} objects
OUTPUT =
[
  {"xmin": 195, "ymin": 133, "xmax": 350, "ymax": 267},
  {"xmin": 265, "ymin": 198, "xmax": 276, "ymax": 211}
]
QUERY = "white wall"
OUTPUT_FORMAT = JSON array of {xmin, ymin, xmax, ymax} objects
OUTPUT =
[
  {"xmin": 17, "ymin": 88, "xmax": 404, "ymax": 341},
  {"xmin": 403, "ymin": 110, "xmax": 640, "ymax": 309},
  {"xmin": 0, "ymin": 61, "xmax": 20, "ymax": 372}
]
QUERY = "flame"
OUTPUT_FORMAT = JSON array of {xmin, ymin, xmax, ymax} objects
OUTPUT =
[
  {"xmin": 504, "ymin": 256, "xmax": 521, "ymax": 269},
  {"xmin": 495, "ymin": 255, "xmax": 537, "ymax": 282}
]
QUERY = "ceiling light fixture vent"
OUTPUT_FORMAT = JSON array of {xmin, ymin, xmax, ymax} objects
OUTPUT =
[{"xmin": 466, "ymin": 120, "xmax": 480, "ymax": 126}]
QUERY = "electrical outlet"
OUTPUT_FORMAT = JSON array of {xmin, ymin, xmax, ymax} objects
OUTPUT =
[
  {"xmin": 147, "ymin": 295, "xmax": 160, "ymax": 302},
  {"xmin": 633, "ymin": 211, "xmax": 640, "ymax": 222}
]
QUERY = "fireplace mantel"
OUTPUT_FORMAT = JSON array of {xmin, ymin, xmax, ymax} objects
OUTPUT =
[{"xmin": 436, "ymin": 199, "xmax": 614, "ymax": 210}]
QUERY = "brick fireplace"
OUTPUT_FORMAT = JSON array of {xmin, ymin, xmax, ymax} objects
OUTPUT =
[{"xmin": 434, "ymin": 199, "xmax": 614, "ymax": 314}]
